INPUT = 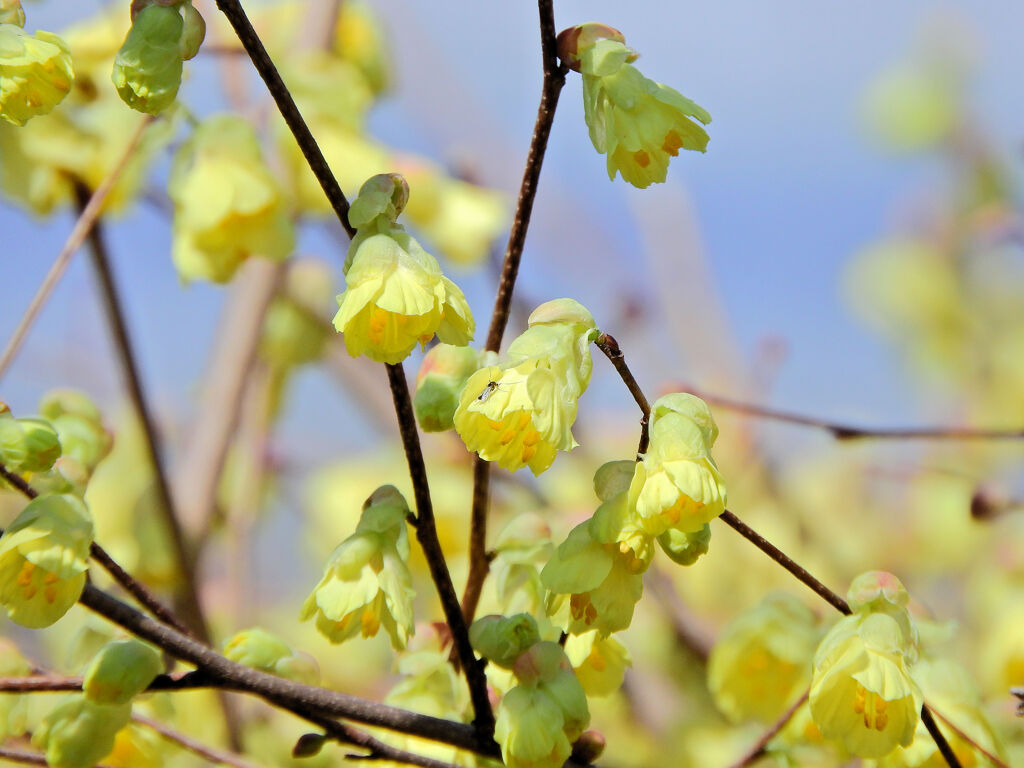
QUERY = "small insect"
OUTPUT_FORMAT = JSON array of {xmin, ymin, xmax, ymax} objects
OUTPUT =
[{"xmin": 477, "ymin": 379, "xmax": 520, "ymax": 402}]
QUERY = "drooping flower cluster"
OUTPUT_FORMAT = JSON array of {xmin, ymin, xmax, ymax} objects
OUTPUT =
[
  {"xmin": 168, "ymin": 114, "xmax": 295, "ymax": 283},
  {"xmin": 454, "ymin": 299, "xmax": 598, "ymax": 475},
  {"xmin": 333, "ymin": 173, "xmax": 474, "ymax": 364},
  {"xmin": 0, "ymin": 7, "xmax": 74, "ymax": 126},
  {"xmin": 300, "ymin": 485, "xmax": 415, "ymax": 648},
  {"xmin": 809, "ymin": 572, "xmax": 922, "ymax": 759},
  {"xmin": 558, "ymin": 23, "xmax": 711, "ymax": 188}
]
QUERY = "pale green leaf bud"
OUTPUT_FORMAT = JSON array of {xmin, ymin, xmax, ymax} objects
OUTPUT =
[
  {"xmin": 0, "ymin": 1, "xmax": 24, "ymax": 28},
  {"xmin": 593, "ymin": 460, "xmax": 634, "ymax": 501},
  {"xmin": 414, "ymin": 343, "xmax": 481, "ymax": 432},
  {"xmin": 657, "ymin": 524, "xmax": 711, "ymax": 566},
  {"xmin": 33, "ymin": 696, "xmax": 131, "ymax": 768},
  {"xmin": 83, "ymin": 639, "xmax": 162, "ymax": 705},
  {"xmin": 111, "ymin": 4, "xmax": 184, "ymax": 114},
  {"xmin": 470, "ymin": 613, "xmax": 540, "ymax": 669},
  {"xmin": 347, "ymin": 172, "xmax": 409, "ymax": 230},
  {"xmin": 0, "ymin": 416, "xmax": 61, "ymax": 473}
]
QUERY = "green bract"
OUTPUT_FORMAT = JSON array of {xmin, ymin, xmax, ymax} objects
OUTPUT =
[
  {"xmin": 469, "ymin": 613, "xmax": 540, "ymax": 669},
  {"xmin": 111, "ymin": 4, "xmax": 184, "ymax": 114},
  {"xmin": 0, "ymin": 493, "xmax": 93, "ymax": 628}
]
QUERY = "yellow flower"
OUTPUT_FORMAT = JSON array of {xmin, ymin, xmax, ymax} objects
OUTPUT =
[
  {"xmin": 564, "ymin": 630, "xmax": 631, "ymax": 698},
  {"xmin": 168, "ymin": 114, "xmax": 294, "ymax": 283},
  {"xmin": 0, "ymin": 494, "xmax": 93, "ymax": 628},
  {"xmin": 707, "ymin": 593, "xmax": 820, "ymax": 724},
  {"xmin": 559, "ymin": 24, "xmax": 710, "ymax": 189},
  {"xmin": 810, "ymin": 613, "xmax": 921, "ymax": 759},
  {"xmin": 0, "ymin": 23, "xmax": 74, "ymax": 126},
  {"xmin": 454, "ymin": 299, "xmax": 598, "ymax": 475},
  {"xmin": 627, "ymin": 393, "xmax": 727, "ymax": 535}
]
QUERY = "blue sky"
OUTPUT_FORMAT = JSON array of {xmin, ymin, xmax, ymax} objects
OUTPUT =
[{"xmin": 3, "ymin": 0, "xmax": 1024, "ymax": 456}]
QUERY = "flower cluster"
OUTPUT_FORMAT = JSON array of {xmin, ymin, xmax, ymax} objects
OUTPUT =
[
  {"xmin": 558, "ymin": 23, "xmax": 710, "ymax": 188},
  {"xmin": 454, "ymin": 299, "xmax": 598, "ymax": 475},
  {"xmin": 334, "ymin": 173, "xmax": 474, "ymax": 364}
]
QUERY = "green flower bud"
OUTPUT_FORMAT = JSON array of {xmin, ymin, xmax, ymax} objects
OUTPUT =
[
  {"xmin": 39, "ymin": 390, "xmax": 111, "ymax": 475},
  {"xmin": 177, "ymin": 2, "xmax": 205, "ymax": 60},
  {"xmin": 593, "ymin": 460, "xmax": 634, "ymax": 502},
  {"xmin": 0, "ymin": 493, "xmax": 93, "ymax": 628},
  {"xmin": 0, "ymin": 415, "xmax": 61, "ymax": 474},
  {"xmin": 33, "ymin": 696, "xmax": 131, "ymax": 768},
  {"xmin": 0, "ymin": 1, "xmax": 25, "ymax": 28},
  {"xmin": 111, "ymin": 4, "xmax": 184, "ymax": 114},
  {"xmin": 82, "ymin": 639, "xmax": 162, "ymax": 705},
  {"xmin": 0, "ymin": 24, "xmax": 74, "ymax": 126},
  {"xmin": 555, "ymin": 23, "xmax": 627, "ymax": 73},
  {"xmin": 347, "ymin": 172, "xmax": 409, "ymax": 230},
  {"xmin": 224, "ymin": 627, "xmax": 320, "ymax": 685},
  {"xmin": 657, "ymin": 524, "xmax": 711, "ymax": 566},
  {"xmin": 414, "ymin": 344, "xmax": 481, "ymax": 432},
  {"xmin": 470, "ymin": 614, "xmax": 540, "ymax": 669}
]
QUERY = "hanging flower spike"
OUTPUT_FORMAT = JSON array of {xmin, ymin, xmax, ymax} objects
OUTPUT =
[
  {"xmin": 626, "ymin": 392, "xmax": 727, "ymax": 536},
  {"xmin": 333, "ymin": 173, "xmax": 474, "ymax": 364},
  {"xmin": 0, "ymin": 13, "xmax": 74, "ymax": 127},
  {"xmin": 0, "ymin": 494, "xmax": 93, "ymax": 628},
  {"xmin": 558, "ymin": 23, "xmax": 711, "ymax": 189},
  {"xmin": 453, "ymin": 299, "xmax": 598, "ymax": 475},
  {"xmin": 299, "ymin": 485, "xmax": 415, "ymax": 649}
]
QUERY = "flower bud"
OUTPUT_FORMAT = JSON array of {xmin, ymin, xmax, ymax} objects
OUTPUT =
[
  {"xmin": 33, "ymin": 696, "xmax": 131, "ymax": 768},
  {"xmin": 414, "ymin": 344, "xmax": 481, "ymax": 432},
  {"xmin": 39, "ymin": 390, "xmax": 112, "ymax": 476},
  {"xmin": 570, "ymin": 730, "xmax": 606, "ymax": 764},
  {"xmin": 470, "ymin": 614, "xmax": 540, "ymax": 669},
  {"xmin": 657, "ymin": 524, "xmax": 711, "ymax": 566},
  {"xmin": 111, "ymin": 4, "xmax": 184, "ymax": 114},
  {"xmin": 177, "ymin": 2, "xmax": 205, "ymax": 60},
  {"xmin": 83, "ymin": 639, "xmax": 162, "ymax": 705},
  {"xmin": 0, "ymin": 415, "xmax": 61, "ymax": 474},
  {"xmin": 347, "ymin": 172, "xmax": 409, "ymax": 230},
  {"xmin": 0, "ymin": 24, "xmax": 74, "ymax": 126},
  {"xmin": 555, "ymin": 23, "xmax": 627, "ymax": 72},
  {"xmin": 292, "ymin": 732, "xmax": 327, "ymax": 758},
  {"xmin": 224, "ymin": 627, "xmax": 320, "ymax": 685}
]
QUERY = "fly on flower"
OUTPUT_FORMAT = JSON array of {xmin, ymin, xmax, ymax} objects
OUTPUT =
[{"xmin": 477, "ymin": 379, "xmax": 520, "ymax": 402}]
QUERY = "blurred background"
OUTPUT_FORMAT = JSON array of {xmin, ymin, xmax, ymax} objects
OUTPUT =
[{"xmin": 2, "ymin": 1, "xmax": 1024, "ymax": 766}]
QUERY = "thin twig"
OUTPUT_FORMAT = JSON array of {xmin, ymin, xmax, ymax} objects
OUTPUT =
[
  {"xmin": 683, "ymin": 384, "xmax": 1024, "ymax": 442},
  {"xmin": 925, "ymin": 704, "xmax": 1009, "ymax": 768},
  {"xmin": 384, "ymin": 364, "xmax": 495, "ymax": 738},
  {"xmin": 0, "ymin": 461, "xmax": 190, "ymax": 636},
  {"xmin": 72, "ymin": 179, "xmax": 210, "ymax": 644},
  {"xmin": 133, "ymin": 713, "xmax": 267, "ymax": 768},
  {"xmin": 920, "ymin": 707, "xmax": 964, "ymax": 768},
  {"xmin": 0, "ymin": 746, "xmax": 114, "ymax": 768},
  {"xmin": 718, "ymin": 511, "xmax": 852, "ymax": 616},
  {"xmin": 301, "ymin": 711, "xmax": 468, "ymax": 768},
  {"xmin": 461, "ymin": 0, "xmax": 568, "ymax": 636},
  {"xmin": 0, "ymin": 115, "xmax": 155, "ymax": 383},
  {"xmin": 596, "ymin": 333, "xmax": 650, "ymax": 456},
  {"xmin": 214, "ymin": 0, "xmax": 355, "ymax": 238},
  {"xmin": 728, "ymin": 690, "xmax": 809, "ymax": 768}
]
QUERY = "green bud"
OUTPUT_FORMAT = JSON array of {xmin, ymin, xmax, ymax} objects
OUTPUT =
[
  {"xmin": 33, "ymin": 696, "xmax": 131, "ymax": 768},
  {"xmin": 177, "ymin": 2, "xmax": 205, "ymax": 60},
  {"xmin": 593, "ymin": 460, "xmax": 635, "ymax": 501},
  {"xmin": 470, "ymin": 614, "xmax": 540, "ymax": 669},
  {"xmin": 82, "ymin": 639, "xmax": 162, "ymax": 706},
  {"xmin": 38, "ymin": 391, "xmax": 102, "ymax": 424},
  {"xmin": 0, "ymin": 415, "xmax": 61, "ymax": 474},
  {"xmin": 527, "ymin": 298, "xmax": 597, "ymax": 333},
  {"xmin": 348, "ymin": 173, "xmax": 409, "ymax": 230},
  {"xmin": 512, "ymin": 640, "xmax": 570, "ymax": 686},
  {"xmin": 0, "ymin": 0, "xmax": 25, "ymax": 27},
  {"xmin": 657, "ymin": 524, "xmax": 711, "ymax": 566},
  {"xmin": 555, "ymin": 23, "xmax": 628, "ymax": 72},
  {"xmin": 224, "ymin": 626, "xmax": 320, "ymax": 684},
  {"xmin": 414, "ymin": 344, "xmax": 481, "ymax": 432},
  {"xmin": 40, "ymin": 391, "xmax": 110, "ymax": 475},
  {"xmin": 111, "ymin": 4, "xmax": 185, "ymax": 114}
]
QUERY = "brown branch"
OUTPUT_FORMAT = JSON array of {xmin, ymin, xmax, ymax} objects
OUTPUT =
[
  {"xmin": 301, "ymin": 711, "xmax": 468, "ymax": 768},
  {"xmin": 0, "ymin": 115, "xmax": 155, "ymax": 384},
  {"xmin": 461, "ymin": 0, "xmax": 568, "ymax": 638},
  {"xmin": 920, "ymin": 707, "xmax": 964, "ymax": 768},
  {"xmin": 728, "ymin": 690, "xmax": 809, "ymax": 768},
  {"xmin": 595, "ymin": 333, "xmax": 651, "ymax": 456},
  {"xmin": 72, "ymin": 179, "xmax": 210, "ymax": 644},
  {"xmin": 76, "ymin": 582, "xmax": 498, "ymax": 758},
  {"xmin": 925, "ymin": 703, "xmax": 1008, "ymax": 768},
  {"xmin": 718, "ymin": 511, "xmax": 852, "ymax": 616},
  {"xmin": 683, "ymin": 384, "xmax": 1024, "ymax": 442},
  {"xmin": 384, "ymin": 364, "xmax": 495, "ymax": 738},
  {"xmin": 0, "ymin": 747, "xmax": 114, "ymax": 768},
  {"xmin": 213, "ymin": 0, "xmax": 355, "ymax": 238},
  {"xmin": 0, "ymin": 461, "xmax": 189, "ymax": 636}
]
